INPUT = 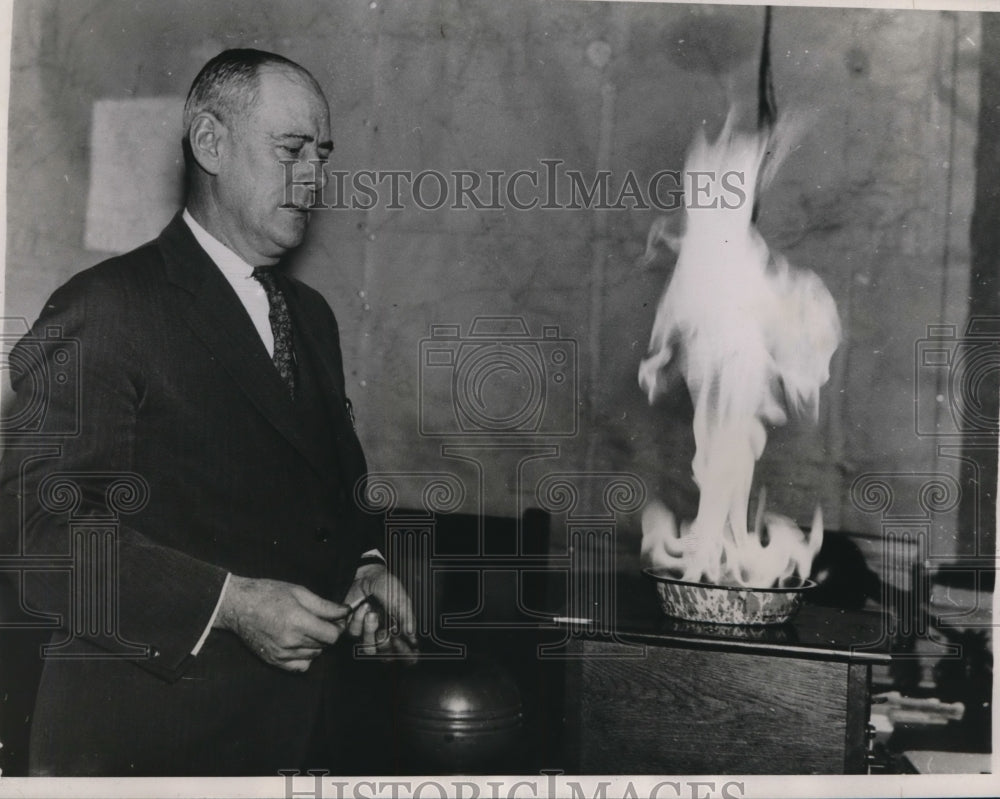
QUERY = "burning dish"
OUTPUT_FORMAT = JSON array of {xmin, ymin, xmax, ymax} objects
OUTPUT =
[
  {"xmin": 637, "ymin": 107, "xmax": 840, "ymax": 620},
  {"xmin": 644, "ymin": 567, "xmax": 816, "ymax": 626}
]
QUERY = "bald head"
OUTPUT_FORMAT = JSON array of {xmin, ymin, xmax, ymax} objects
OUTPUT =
[
  {"xmin": 182, "ymin": 49, "xmax": 332, "ymax": 266},
  {"xmin": 183, "ymin": 48, "xmax": 324, "ymax": 163}
]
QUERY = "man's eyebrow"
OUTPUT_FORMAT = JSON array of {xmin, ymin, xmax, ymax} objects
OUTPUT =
[{"xmin": 272, "ymin": 133, "xmax": 335, "ymax": 151}]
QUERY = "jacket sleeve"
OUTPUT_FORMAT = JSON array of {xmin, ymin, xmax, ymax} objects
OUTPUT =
[{"xmin": 0, "ymin": 270, "xmax": 228, "ymax": 682}]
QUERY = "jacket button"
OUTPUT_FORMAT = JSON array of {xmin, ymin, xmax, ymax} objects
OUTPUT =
[{"xmin": 315, "ymin": 526, "xmax": 331, "ymax": 543}]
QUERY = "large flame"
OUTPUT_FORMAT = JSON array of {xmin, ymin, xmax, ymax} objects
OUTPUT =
[{"xmin": 639, "ymin": 111, "xmax": 840, "ymax": 588}]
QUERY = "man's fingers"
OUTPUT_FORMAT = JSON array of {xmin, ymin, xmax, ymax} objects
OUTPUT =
[
  {"xmin": 289, "ymin": 586, "xmax": 353, "ymax": 645},
  {"xmin": 225, "ymin": 578, "xmax": 361, "ymax": 666},
  {"xmin": 276, "ymin": 646, "xmax": 323, "ymax": 662},
  {"xmin": 297, "ymin": 612, "xmax": 346, "ymax": 646},
  {"xmin": 393, "ymin": 598, "xmax": 418, "ymax": 646},
  {"xmin": 377, "ymin": 591, "xmax": 417, "ymax": 647},
  {"xmin": 293, "ymin": 586, "xmax": 352, "ymax": 621},
  {"xmin": 390, "ymin": 635, "xmax": 418, "ymax": 663},
  {"xmin": 390, "ymin": 632, "xmax": 416, "ymax": 655},
  {"xmin": 348, "ymin": 602, "xmax": 370, "ymax": 638},
  {"xmin": 369, "ymin": 576, "xmax": 417, "ymax": 646},
  {"xmin": 359, "ymin": 610, "xmax": 380, "ymax": 655}
]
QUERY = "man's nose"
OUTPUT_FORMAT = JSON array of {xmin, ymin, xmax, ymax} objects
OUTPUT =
[
  {"xmin": 287, "ymin": 160, "xmax": 327, "ymax": 207},
  {"xmin": 290, "ymin": 159, "xmax": 326, "ymax": 190}
]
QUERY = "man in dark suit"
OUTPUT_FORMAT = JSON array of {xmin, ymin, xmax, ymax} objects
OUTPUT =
[{"xmin": 0, "ymin": 48, "xmax": 415, "ymax": 776}]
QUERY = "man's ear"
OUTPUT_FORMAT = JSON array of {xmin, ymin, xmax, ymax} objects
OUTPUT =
[{"xmin": 187, "ymin": 112, "xmax": 227, "ymax": 175}]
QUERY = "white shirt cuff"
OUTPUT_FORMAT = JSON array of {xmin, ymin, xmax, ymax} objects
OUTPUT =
[{"xmin": 192, "ymin": 572, "xmax": 231, "ymax": 656}]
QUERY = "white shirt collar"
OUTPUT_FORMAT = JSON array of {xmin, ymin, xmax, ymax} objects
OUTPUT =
[
  {"xmin": 182, "ymin": 208, "xmax": 257, "ymax": 279},
  {"xmin": 180, "ymin": 208, "xmax": 275, "ymax": 356}
]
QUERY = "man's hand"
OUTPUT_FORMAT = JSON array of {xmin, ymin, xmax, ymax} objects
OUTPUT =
[
  {"xmin": 214, "ymin": 575, "xmax": 351, "ymax": 672},
  {"xmin": 343, "ymin": 563, "xmax": 418, "ymax": 658}
]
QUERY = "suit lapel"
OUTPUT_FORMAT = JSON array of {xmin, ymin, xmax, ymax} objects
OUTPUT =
[
  {"xmin": 156, "ymin": 214, "xmax": 329, "ymax": 476},
  {"xmin": 282, "ymin": 278, "xmax": 368, "ymax": 482}
]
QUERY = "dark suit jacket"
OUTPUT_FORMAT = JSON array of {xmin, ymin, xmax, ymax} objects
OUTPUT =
[{"xmin": 0, "ymin": 214, "xmax": 379, "ymax": 775}]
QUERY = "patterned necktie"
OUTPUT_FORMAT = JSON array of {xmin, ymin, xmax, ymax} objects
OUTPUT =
[{"xmin": 252, "ymin": 266, "xmax": 296, "ymax": 398}]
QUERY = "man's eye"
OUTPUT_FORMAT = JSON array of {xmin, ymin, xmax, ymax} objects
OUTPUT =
[{"xmin": 282, "ymin": 146, "xmax": 303, "ymax": 157}]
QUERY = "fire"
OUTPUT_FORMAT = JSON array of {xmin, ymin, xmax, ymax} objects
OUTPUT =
[{"xmin": 638, "ymin": 111, "xmax": 840, "ymax": 589}]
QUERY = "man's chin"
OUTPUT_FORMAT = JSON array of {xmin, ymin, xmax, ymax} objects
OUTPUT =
[{"xmin": 273, "ymin": 213, "xmax": 310, "ymax": 249}]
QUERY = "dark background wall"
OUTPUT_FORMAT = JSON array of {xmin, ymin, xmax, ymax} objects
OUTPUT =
[{"xmin": 1, "ymin": 0, "xmax": 986, "ymax": 571}]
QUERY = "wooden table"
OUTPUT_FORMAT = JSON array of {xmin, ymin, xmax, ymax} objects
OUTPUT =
[
  {"xmin": 339, "ymin": 565, "xmax": 892, "ymax": 776},
  {"xmin": 559, "ymin": 577, "xmax": 892, "ymax": 774}
]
